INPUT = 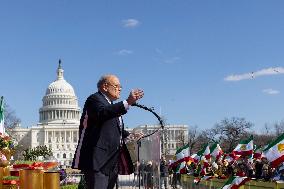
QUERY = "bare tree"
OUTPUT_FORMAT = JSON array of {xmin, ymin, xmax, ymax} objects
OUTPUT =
[
  {"xmin": 4, "ymin": 102, "xmax": 21, "ymax": 134},
  {"xmin": 264, "ymin": 123, "xmax": 272, "ymax": 135},
  {"xmin": 176, "ymin": 131, "xmax": 186, "ymax": 148},
  {"xmin": 214, "ymin": 117, "xmax": 253, "ymax": 152},
  {"xmin": 274, "ymin": 120, "xmax": 284, "ymax": 136},
  {"xmin": 188, "ymin": 125, "xmax": 198, "ymax": 154},
  {"xmin": 253, "ymin": 133, "xmax": 274, "ymax": 148}
]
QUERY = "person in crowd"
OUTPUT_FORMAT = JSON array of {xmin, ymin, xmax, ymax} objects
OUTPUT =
[
  {"xmin": 160, "ymin": 156, "xmax": 169, "ymax": 189},
  {"xmin": 139, "ymin": 160, "xmax": 146, "ymax": 186},
  {"xmin": 132, "ymin": 161, "xmax": 139, "ymax": 186},
  {"xmin": 144, "ymin": 161, "xmax": 154, "ymax": 189},
  {"xmin": 255, "ymin": 159, "xmax": 263, "ymax": 179},
  {"xmin": 72, "ymin": 74, "xmax": 144, "ymax": 189}
]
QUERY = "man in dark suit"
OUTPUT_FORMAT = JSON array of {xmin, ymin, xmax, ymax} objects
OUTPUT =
[{"xmin": 72, "ymin": 74, "xmax": 144, "ymax": 189}]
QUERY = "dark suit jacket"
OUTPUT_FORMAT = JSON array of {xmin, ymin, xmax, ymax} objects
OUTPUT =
[{"xmin": 72, "ymin": 91, "xmax": 129, "ymax": 175}]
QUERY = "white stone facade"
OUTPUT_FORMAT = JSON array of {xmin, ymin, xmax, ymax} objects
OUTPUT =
[{"xmin": 13, "ymin": 61, "xmax": 80, "ymax": 167}]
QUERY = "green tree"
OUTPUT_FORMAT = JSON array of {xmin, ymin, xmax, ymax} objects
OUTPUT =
[{"xmin": 23, "ymin": 145, "xmax": 53, "ymax": 161}]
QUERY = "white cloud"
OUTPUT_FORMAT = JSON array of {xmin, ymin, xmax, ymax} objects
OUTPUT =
[
  {"xmin": 115, "ymin": 49, "xmax": 133, "ymax": 56},
  {"xmin": 164, "ymin": 57, "xmax": 180, "ymax": 64},
  {"xmin": 122, "ymin": 19, "xmax": 140, "ymax": 28},
  {"xmin": 224, "ymin": 67, "xmax": 284, "ymax": 81},
  {"xmin": 262, "ymin": 89, "xmax": 280, "ymax": 95}
]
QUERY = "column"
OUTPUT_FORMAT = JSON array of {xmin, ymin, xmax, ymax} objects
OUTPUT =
[
  {"xmin": 64, "ymin": 131, "xmax": 66, "ymax": 143},
  {"xmin": 71, "ymin": 130, "xmax": 73, "ymax": 143},
  {"xmin": 52, "ymin": 131, "xmax": 55, "ymax": 142}
]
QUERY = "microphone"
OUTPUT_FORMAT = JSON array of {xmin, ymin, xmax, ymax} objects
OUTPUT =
[{"xmin": 131, "ymin": 102, "xmax": 165, "ymax": 129}]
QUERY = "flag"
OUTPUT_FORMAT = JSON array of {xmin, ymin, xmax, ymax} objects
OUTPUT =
[
  {"xmin": 170, "ymin": 144, "xmax": 189, "ymax": 167},
  {"xmin": 176, "ymin": 161, "xmax": 187, "ymax": 174},
  {"xmin": 196, "ymin": 144, "xmax": 211, "ymax": 161},
  {"xmin": 233, "ymin": 135, "xmax": 253, "ymax": 157},
  {"xmin": 195, "ymin": 156, "xmax": 210, "ymax": 176},
  {"xmin": 190, "ymin": 153, "xmax": 199, "ymax": 164},
  {"xmin": 253, "ymin": 146, "xmax": 263, "ymax": 159},
  {"xmin": 263, "ymin": 133, "xmax": 284, "ymax": 168},
  {"xmin": 0, "ymin": 96, "xmax": 5, "ymax": 134},
  {"xmin": 224, "ymin": 153, "xmax": 241, "ymax": 163},
  {"xmin": 203, "ymin": 144, "xmax": 211, "ymax": 160},
  {"xmin": 210, "ymin": 142, "xmax": 223, "ymax": 160},
  {"xmin": 221, "ymin": 176, "xmax": 250, "ymax": 189}
]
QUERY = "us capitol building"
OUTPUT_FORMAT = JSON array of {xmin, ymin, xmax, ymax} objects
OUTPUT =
[
  {"xmin": 12, "ymin": 61, "xmax": 188, "ymax": 167},
  {"xmin": 13, "ymin": 61, "xmax": 80, "ymax": 167}
]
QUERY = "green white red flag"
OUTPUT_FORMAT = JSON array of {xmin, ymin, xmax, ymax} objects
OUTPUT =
[
  {"xmin": 170, "ymin": 144, "xmax": 190, "ymax": 167},
  {"xmin": 253, "ymin": 146, "xmax": 263, "ymax": 159},
  {"xmin": 263, "ymin": 133, "xmax": 284, "ymax": 168},
  {"xmin": 221, "ymin": 176, "xmax": 250, "ymax": 189},
  {"xmin": 196, "ymin": 144, "xmax": 211, "ymax": 161},
  {"xmin": 233, "ymin": 135, "xmax": 253, "ymax": 157},
  {"xmin": 210, "ymin": 142, "xmax": 223, "ymax": 160},
  {"xmin": 224, "ymin": 153, "xmax": 241, "ymax": 163},
  {"xmin": 176, "ymin": 161, "xmax": 187, "ymax": 174}
]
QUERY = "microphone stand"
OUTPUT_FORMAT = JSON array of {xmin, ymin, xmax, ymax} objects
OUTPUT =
[{"xmin": 131, "ymin": 103, "xmax": 165, "ymax": 189}]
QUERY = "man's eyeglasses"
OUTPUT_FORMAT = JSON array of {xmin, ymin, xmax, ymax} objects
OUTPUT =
[{"xmin": 107, "ymin": 83, "xmax": 122, "ymax": 90}]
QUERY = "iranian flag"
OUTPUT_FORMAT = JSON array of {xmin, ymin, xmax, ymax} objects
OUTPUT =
[
  {"xmin": 224, "ymin": 153, "xmax": 241, "ymax": 163},
  {"xmin": 263, "ymin": 133, "xmax": 284, "ymax": 168},
  {"xmin": 210, "ymin": 142, "xmax": 223, "ymax": 160},
  {"xmin": 253, "ymin": 146, "xmax": 263, "ymax": 159},
  {"xmin": 221, "ymin": 176, "xmax": 250, "ymax": 189},
  {"xmin": 196, "ymin": 144, "xmax": 211, "ymax": 160},
  {"xmin": 176, "ymin": 161, "xmax": 187, "ymax": 174},
  {"xmin": 195, "ymin": 156, "xmax": 210, "ymax": 176},
  {"xmin": 191, "ymin": 153, "xmax": 199, "ymax": 164},
  {"xmin": 233, "ymin": 135, "xmax": 253, "ymax": 157},
  {"xmin": 0, "ymin": 96, "xmax": 5, "ymax": 134},
  {"xmin": 171, "ymin": 144, "xmax": 189, "ymax": 166},
  {"xmin": 203, "ymin": 144, "xmax": 211, "ymax": 160}
]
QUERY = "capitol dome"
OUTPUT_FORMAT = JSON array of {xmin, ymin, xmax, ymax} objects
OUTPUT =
[
  {"xmin": 39, "ymin": 60, "xmax": 81, "ymax": 124},
  {"xmin": 46, "ymin": 79, "xmax": 75, "ymax": 96}
]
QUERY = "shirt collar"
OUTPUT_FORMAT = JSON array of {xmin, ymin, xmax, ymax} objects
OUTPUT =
[{"xmin": 100, "ymin": 91, "xmax": 112, "ymax": 104}]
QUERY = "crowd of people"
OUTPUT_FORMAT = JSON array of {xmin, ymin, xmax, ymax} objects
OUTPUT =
[
  {"xmin": 185, "ymin": 156, "xmax": 284, "ymax": 182},
  {"xmin": 132, "ymin": 155, "xmax": 284, "ymax": 189}
]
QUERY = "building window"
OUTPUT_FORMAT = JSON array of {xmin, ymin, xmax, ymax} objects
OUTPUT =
[
  {"xmin": 63, "ymin": 153, "xmax": 66, "ymax": 159},
  {"xmin": 70, "ymin": 153, "xmax": 73, "ymax": 158},
  {"xmin": 57, "ymin": 154, "xmax": 60, "ymax": 158},
  {"xmin": 37, "ymin": 133, "xmax": 40, "ymax": 142}
]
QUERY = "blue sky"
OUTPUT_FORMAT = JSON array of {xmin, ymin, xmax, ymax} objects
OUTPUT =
[{"xmin": 1, "ymin": 0, "xmax": 284, "ymax": 131}]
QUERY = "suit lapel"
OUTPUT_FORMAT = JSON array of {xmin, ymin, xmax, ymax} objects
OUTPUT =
[{"xmin": 98, "ymin": 91, "xmax": 122, "ymax": 134}]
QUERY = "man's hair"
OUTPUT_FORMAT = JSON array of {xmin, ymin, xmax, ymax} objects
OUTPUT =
[{"xmin": 97, "ymin": 74, "xmax": 116, "ymax": 89}]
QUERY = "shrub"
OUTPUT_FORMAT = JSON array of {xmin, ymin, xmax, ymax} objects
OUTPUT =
[{"xmin": 61, "ymin": 184, "xmax": 78, "ymax": 189}]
